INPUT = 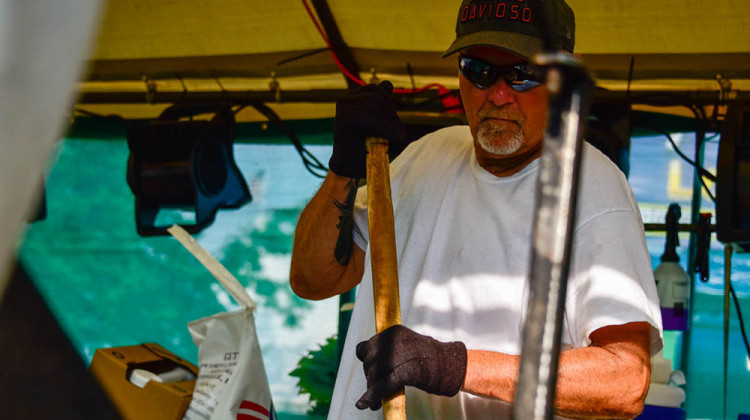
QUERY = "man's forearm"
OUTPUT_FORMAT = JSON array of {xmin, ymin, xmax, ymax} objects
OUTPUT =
[
  {"xmin": 462, "ymin": 323, "xmax": 651, "ymax": 419},
  {"xmin": 290, "ymin": 172, "xmax": 364, "ymax": 300}
]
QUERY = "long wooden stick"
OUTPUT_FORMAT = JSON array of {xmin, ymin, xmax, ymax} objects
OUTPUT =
[{"xmin": 365, "ymin": 136, "xmax": 406, "ymax": 419}]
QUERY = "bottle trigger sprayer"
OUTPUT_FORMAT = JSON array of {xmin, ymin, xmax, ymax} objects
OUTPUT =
[{"xmin": 653, "ymin": 203, "xmax": 689, "ymax": 330}]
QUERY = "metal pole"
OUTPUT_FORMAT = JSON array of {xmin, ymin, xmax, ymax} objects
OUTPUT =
[
  {"xmin": 681, "ymin": 124, "xmax": 706, "ymax": 377},
  {"xmin": 513, "ymin": 53, "xmax": 592, "ymax": 420},
  {"xmin": 723, "ymin": 245, "xmax": 732, "ymax": 420}
]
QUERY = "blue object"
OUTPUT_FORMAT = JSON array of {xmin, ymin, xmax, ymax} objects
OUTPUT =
[
  {"xmin": 636, "ymin": 405, "xmax": 686, "ymax": 420},
  {"xmin": 737, "ymin": 414, "xmax": 750, "ymax": 420}
]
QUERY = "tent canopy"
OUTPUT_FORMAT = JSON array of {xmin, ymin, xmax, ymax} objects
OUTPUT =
[{"xmin": 76, "ymin": 0, "xmax": 750, "ymax": 121}]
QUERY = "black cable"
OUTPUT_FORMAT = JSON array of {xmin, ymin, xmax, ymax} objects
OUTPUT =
[
  {"xmin": 704, "ymin": 132, "xmax": 721, "ymax": 143},
  {"xmin": 626, "ymin": 56, "xmax": 635, "ymax": 102},
  {"xmin": 700, "ymin": 176, "xmax": 716, "ymax": 203},
  {"xmin": 670, "ymin": 104, "xmax": 715, "ymax": 203},
  {"xmin": 74, "ymin": 108, "xmax": 124, "ymax": 120},
  {"xmin": 247, "ymin": 102, "xmax": 328, "ymax": 178},
  {"xmin": 634, "ymin": 122, "xmax": 717, "ymax": 191},
  {"xmin": 276, "ymin": 48, "xmax": 330, "ymax": 67},
  {"xmin": 232, "ymin": 105, "xmax": 246, "ymax": 116}
]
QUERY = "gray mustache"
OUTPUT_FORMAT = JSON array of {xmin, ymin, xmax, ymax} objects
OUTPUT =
[{"xmin": 477, "ymin": 107, "xmax": 523, "ymax": 123}]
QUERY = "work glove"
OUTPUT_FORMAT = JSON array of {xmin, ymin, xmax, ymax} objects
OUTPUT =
[
  {"xmin": 329, "ymin": 81, "xmax": 408, "ymax": 179},
  {"xmin": 355, "ymin": 324, "xmax": 467, "ymax": 411}
]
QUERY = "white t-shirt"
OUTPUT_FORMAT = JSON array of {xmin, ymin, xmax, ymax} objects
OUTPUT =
[{"xmin": 327, "ymin": 125, "xmax": 663, "ymax": 420}]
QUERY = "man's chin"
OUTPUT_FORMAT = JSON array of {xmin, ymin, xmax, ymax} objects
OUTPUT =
[{"xmin": 476, "ymin": 135, "xmax": 523, "ymax": 156}]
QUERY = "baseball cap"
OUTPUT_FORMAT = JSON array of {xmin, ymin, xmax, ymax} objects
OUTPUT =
[{"xmin": 443, "ymin": 0, "xmax": 575, "ymax": 60}]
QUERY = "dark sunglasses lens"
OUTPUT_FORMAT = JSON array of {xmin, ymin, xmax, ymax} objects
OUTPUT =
[
  {"xmin": 504, "ymin": 65, "xmax": 542, "ymax": 92},
  {"xmin": 460, "ymin": 57, "xmax": 542, "ymax": 92},
  {"xmin": 459, "ymin": 57, "xmax": 497, "ymax": 89}
]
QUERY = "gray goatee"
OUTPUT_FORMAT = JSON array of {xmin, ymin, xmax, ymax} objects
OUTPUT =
[{"xmin": 476, "ymin": 107, "xmax": 525, "ymax": 155}]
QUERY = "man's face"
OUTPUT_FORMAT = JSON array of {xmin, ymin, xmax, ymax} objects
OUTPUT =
[{"xmin": 459, "ymin": 46, "xmax": 548, "ymax": 161}]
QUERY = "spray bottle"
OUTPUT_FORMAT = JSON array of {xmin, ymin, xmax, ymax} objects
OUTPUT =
[{"xmin": 653, "ymin": 203, "xmax": 690, "ymax": 330}]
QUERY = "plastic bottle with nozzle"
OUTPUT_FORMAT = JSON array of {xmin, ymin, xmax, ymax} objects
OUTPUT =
[{"xmin": 653, "ymin": 203, "xmax": 690, "ymax": 331}]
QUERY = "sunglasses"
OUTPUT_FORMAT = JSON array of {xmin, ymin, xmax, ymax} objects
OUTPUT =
[{"xmin": 458, "ymin": 56, "xmax": 542, "ymax": 92}]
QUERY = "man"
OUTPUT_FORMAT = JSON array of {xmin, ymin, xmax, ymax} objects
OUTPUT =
[{"xmin": 290, "ymin": 0, "xmax": 663, "ymax": 418}]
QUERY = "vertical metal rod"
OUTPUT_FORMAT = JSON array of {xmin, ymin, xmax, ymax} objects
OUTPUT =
[
  {"xmin": 681, "ymin": 131, "xmax": 706, "ymax": 374},
  {"xmin": 513, "ymin": 54, "xmax": 591, "ymax": 420},
  {"xmin": 723, "ymin": 245, "xmax": 732, "ymax": 420}
]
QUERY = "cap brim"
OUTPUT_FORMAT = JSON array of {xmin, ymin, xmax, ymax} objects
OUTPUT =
[{"xmin": 441, "ymin": 30, "xmax": 544, "ymax": 61}]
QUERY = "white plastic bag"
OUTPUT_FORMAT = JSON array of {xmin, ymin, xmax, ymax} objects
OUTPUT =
[{"xmin": 168, "ymin": 225, "xmax": 275, "ymax": 420}]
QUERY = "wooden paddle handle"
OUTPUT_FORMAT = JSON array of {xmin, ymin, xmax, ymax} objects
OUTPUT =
[{"xmin": 365, "ymin": 136, "xmax": 406, "ymax": 419}]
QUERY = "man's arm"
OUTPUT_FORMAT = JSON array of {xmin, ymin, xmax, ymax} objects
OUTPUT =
[
  {"xmin": 463, "ymin": 321, "xmax": 652, "ymax": 419},
  {"xmin": 290, "ymin": 81, "xmax": 407, "ymax": 301},
  {"xmin": 290, "ymin": 172, "xmax": 366, "ymax": 300}
]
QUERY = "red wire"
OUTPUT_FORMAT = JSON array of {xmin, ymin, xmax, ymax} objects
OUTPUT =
[
  {"xmin": 301, "ymin": 0, "xmax": 449, "ymax": 94},
  {"xmin": 302, "ymin": 0, "xmax": 365, "ymax": 86},
  {"xmin": 302, "ymin": 0, "xmax": 329, "ymax": 43}
]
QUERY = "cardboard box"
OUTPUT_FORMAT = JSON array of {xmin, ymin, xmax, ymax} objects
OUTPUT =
[{"xmin": 90, "ymin": 343, "xmax": 198, "ymax": 420}]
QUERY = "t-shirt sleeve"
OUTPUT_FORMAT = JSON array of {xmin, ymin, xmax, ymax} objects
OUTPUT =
[{"xmin": 566, "ymin": 208, "xmax": 664, "ymax": 356}]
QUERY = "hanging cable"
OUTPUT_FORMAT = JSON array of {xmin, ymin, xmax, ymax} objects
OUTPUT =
[
  {"xmin": 704, "ymin": 132, "xmax": 721, "ymax": 143},
  {"xmin": 301, "ymin": 0, "xmax": 449, "ymax": 95},
  {"xmin": 302, "ymin": 0, "xmax": 365, "ymax": 87},
  {"xmin": 247, "ymin": 102, "xmax": 328, "ymax": 178},
  {"xmin": 635, "ymin": 122, "xmax": 715, "ymax": 181},
  {"xmin": 634, "ymin": 123, "xmax": 716, "ymax": 201},
  {"xmin": 74, "ymin": 108, "xmax": 124, "ymax": 120}
]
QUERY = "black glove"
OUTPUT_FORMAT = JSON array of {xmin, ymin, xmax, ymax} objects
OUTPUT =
[
  {"xmin": 329, "ymin": 81, "xmax": 408, "ymax": 178},
  {"xmin": 355, "ymin": 325, "xmax": 467, "ymax": 411}
]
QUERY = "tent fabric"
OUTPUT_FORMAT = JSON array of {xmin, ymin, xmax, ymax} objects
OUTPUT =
[
  {"xmin": 77, "ymin": 0, "xmax": 750, "ymax": 121},
  {"xmin": 0, "ymin": 0, "xmax": 104, "ymax": 299}
]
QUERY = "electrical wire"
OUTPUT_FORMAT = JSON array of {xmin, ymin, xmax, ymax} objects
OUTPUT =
[
  {"xmin": 74, "ymin": 108, "xmax": 124, "ymax": 120},
  {"xmin": 634, "ymin": 122, "xmax": 717, "ymax": 201},
  {"xmin": 704, "ymin": 132, "xmax": 721, "ymax": 143},
  {"xmin": 301, "ymin": 0, "xmax": 449, "ymax": 95},
  {"xmin": 634, "ymin": 122, "xmax": 715, "ymax": 181},
  {"xmin": 301, "ymin": 0, "xmax": 365, "ymax": 88},
  {"xmin": 247, "ymin": 102, "xmax": 329, "ymax": 178}
]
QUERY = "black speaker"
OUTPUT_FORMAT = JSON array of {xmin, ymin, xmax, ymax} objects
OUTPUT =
[
  {"xmin": 716, "ymin": 100, "xmax": 750, "ymax": 251},
  {"xmin": 127, "ymin": 102, "xmax": 251, "ymax": 236}
]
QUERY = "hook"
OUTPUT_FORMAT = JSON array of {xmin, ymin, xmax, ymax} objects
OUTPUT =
[
  {"xmin": 715, "ymin": 74, "xmax": 733, "ymax": 103},
  {"xmin": 176, "ymin": 74, "xmax": 188, "ymax": 101},
  {"xmin": 213, "ymin": 75, "xmax": 227, "ymax": 95},
  {"xmin": 143, "ymin": 76, "xmax": 157, "ymax": 104},
  {"xmin": 368, "ymin": 67, "xmax": 379, "ymax": 85},
  {"xmin": 269, "ymin": 72, "xmax": 281, "ymax": 103}
]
